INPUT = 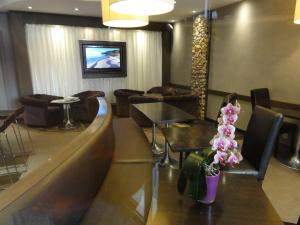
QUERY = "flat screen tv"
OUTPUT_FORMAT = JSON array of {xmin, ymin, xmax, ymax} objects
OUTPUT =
[{"xmin": 80, "ymin": 41, "xmax": 127, "ymax": 78}]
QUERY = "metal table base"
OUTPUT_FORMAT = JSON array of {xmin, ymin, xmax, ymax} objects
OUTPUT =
[
  {"xmin": 159, "ymin": 123, "xmax": 178, "ymax": 169},
  {"xmin": 277, "ymin": 151, "xmax": 300, "ymax": 170},
  {"xmin": 151, "ymin": 123, "xmax": 164, "ymax": 155}
]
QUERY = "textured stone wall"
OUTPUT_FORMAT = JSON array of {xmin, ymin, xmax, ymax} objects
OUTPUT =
[{"xmin": 191, "ymin": 16, "xmax": 210, "ymax": 120}]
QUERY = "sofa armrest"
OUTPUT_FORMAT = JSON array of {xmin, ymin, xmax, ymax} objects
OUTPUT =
[
  {"xmin": 114, "ymin": 89, "xmax": 144, "ymax": 97},
  {"xmin": 163, "ymin": 94, "xmax": 199, "ymax": 102},
  {"xmin": 128, "ymin": 95, "xmax": 163, "ymax": 104}
]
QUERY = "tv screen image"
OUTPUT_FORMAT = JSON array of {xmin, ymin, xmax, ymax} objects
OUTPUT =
[
  {"xmin": 80, "ymin": 41, "xmax": 127, "ymax": 78},
  {"xmin": 85, "ymin": 46, "xmax": 121, "ymax": 69}
]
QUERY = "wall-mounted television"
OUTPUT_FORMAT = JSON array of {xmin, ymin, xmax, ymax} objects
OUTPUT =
[{"xmin": 79, "ymin": 41, "xmax": 127, "ymax": 78}]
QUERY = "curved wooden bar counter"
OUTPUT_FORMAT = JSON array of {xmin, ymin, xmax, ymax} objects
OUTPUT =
[{"xmin": 0, "ymin": 98, "xmax": 114, "ymax": 224}]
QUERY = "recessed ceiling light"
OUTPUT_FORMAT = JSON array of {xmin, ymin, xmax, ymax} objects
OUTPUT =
[
  {"xmin": 75, "ymin": 8, "xmax": 79, "ymax": 11},
  {"xmin": 192, "ymin": 10, "xmax": 196, "ymax": 14},
  {"xmin": 28, "ymin": 6, "xmax": 32, "ymax": 10}
]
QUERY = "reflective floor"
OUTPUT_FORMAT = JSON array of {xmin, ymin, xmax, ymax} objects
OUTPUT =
[{"xmin": 1, "ymin": 124, "xmax": 299, "ymax": 224}]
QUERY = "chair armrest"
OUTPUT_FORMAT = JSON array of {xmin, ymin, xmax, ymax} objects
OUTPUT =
[{"xmin": 20, "ymin": 97, "xmax": 49, "ymax": 107}]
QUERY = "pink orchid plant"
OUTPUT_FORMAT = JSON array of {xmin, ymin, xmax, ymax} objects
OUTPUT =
[
  {"xmin": 178, "ymin": 102, "xmax": 243, "ymax": 201},
  {"xmin": 205, "ymin": 102, "xmax": 243, "ymax": 176}
]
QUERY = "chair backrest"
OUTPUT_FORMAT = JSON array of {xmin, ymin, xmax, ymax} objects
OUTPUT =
[
  {"xmin": 250, "ymin": 88, "xmax": 271, "ymax": 109},
  {"xmin": 241, "ymin": 106, "xmax": 283, "ymax": 181},
  {"xmin": 216, "ymin": 93, "xmax": 238, "ymax": 120}
]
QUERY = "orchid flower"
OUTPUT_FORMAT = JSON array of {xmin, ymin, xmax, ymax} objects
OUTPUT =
[
  {"xmin": 218, "ymin": 125, "xmax": 235, "ymax": 139},
  {"xmin": 222, "ymin": 114, "xmax": 238, "ymax": 125},
  {"xmin": 212, "ymin": 137, "xmax": 230, "ymax": 152},
  {"xmin": 207, "ymin": 101, "xmax": 243, "ymax": 174},
  {"xmin": 213, "ymin": 151, "xmax": 227, "ymax": 166}
]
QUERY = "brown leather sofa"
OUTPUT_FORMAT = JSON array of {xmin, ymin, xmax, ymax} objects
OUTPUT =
[
  {"xmin": 129, "ymin": 86, "xmax": 199, "ymax": 127},
  {"xmin": 20, "ymin": 94, "xmax": 64, "ymax": 127},
  {"xmin": 71, "ymin": 91, "xmax": 105, "ymax": 122},
  {"xmin": 114, "ymin": 89, "xmax": 144, "ymax": 117},
  {"xmin": 0, "ymin": 98, "xmax": 153, "ymax": 225}
]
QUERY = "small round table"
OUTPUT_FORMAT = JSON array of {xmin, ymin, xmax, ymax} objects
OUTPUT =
[{"xmin": 51, "ymin": 97, "xmax": 80, "ymax": 129}]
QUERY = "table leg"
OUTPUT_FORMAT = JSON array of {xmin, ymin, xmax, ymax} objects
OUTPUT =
[
  {"xmin": 160, "ymin": 123, "xmax": 178, "ymax": 169},
  {"xmin": 151, "ymin": 123, "xmax": 164, "ymax": 155},
  {"xmin": 62, "ymin": 104, "xmax": 76, "ymax": 129}
]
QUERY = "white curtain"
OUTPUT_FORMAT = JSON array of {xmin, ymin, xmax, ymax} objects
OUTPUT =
[{"xmin": 26, "ymin": 24, "xmax": 162, "ymax": 102}]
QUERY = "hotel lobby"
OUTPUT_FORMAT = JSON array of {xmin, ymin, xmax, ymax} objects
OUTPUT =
[{"xmin": 0, "ymin": 0, "xmax": 299, "ymax": 224}]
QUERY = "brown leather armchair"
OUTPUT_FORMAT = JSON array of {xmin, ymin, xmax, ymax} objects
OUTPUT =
[
  {"xmin": 20, "ymin": 94, "xmax": 63, "ymax": 127},
  {"xmin": 114, "ymin": 89, "xmax": 144, "ymax": 117},
  {"xmin": 71, "ymin": 91, "xmax": 105, "ymax": 122}
]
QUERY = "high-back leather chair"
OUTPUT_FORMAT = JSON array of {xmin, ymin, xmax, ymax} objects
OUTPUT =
[
  {"xmin": 251, "ymin": 88, "xmax": 271, "ymax": 109},
  {"xmin": 223, "ymin": 106, "xmax": 283, "ymax": 182},
  {"xmin": 251, "ymin": 88, "xmax": 298, "ymax": 157}
]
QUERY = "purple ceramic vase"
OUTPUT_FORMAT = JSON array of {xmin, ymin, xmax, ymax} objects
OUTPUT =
[{"xmin": 199, "ymin": 172, "xmax": 220, "ymax": 204}]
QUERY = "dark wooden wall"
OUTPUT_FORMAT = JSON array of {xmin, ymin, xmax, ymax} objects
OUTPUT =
[
  {"xmin": 0, "ymin": 13, "xmax": 19, "ymax": 108},
  {"xmin": 7, "ymin": 11, "xmax": 173, "ymax": 96}
]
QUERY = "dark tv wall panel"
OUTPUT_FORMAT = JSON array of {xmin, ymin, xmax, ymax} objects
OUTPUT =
[
  {"xmin": 0, "ymin": 13, "xmax": 19, "ymax": 109},
  {"xmin": 7, "ymin": 11, "xmax": 172, "ymax": 96}
]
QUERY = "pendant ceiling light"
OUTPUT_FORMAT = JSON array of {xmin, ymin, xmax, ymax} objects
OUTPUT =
[
  {"xmin": 109, "ymin": 0, "xmax": 175, "ymax": 16},
  {"xmin": 102, "ymin": 0, "xmax": 149, "ymax": 28},
  {"xmin": 295, "ymin": 0, "xmax": 300, "ymax": 24}
]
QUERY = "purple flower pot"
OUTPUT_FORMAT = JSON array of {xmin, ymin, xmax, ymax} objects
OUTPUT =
[{"xmin": 199, "ymin": 172, "xmax": 220, "ymax": 204}]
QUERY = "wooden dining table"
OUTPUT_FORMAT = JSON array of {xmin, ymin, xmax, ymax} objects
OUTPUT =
[
  {"xmin": 147, "ymin": 166, "xmax": 284, "ymax": 225},
  {"xmin": 132, "ymin": 102, "xmax": 197, "ymax": 168},
  {"xmin": 161, "ymin": 121, "xmax": 217, "ymax": 168}
]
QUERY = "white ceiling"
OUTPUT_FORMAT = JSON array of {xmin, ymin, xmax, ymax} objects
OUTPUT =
[{"xmin": 0, "ymin": 0, "xmax": 241, "ymax": 22}]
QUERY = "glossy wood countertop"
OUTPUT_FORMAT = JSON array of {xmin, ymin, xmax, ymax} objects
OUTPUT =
[
  {"xmin": 147, "ymin": 166, "xmax": 284, "ymax": 225},
  {"xmin": 132, "ymin": 102, "xmax": 197, "ymax": 124}
]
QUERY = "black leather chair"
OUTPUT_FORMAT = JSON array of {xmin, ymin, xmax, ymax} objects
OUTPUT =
[
  {"xmin": 250, "ymin": 88, "xmax": 298, "ymax": 157},
  {"xmin": 222, "ymin": 106, "xmax": 283, "ymax": 182}
]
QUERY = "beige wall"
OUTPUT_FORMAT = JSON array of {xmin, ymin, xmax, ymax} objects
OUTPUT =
[
  {"xmin": 208, "ymin": 0, "xmax": 300, "ymax": 130},
  {"xmin": 170, "ymin": 17, "xmax": 193, "ymax": 86}
]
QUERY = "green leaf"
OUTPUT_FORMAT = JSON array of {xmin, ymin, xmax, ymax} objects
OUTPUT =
[{"xmin": 177, "ymin": 171, "xmax": 187, "ymax": 195}]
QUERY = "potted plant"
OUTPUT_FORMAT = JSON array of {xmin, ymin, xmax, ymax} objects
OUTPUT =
[{"xmin": 178, "ymin": 102, "xmax": 243, "ymax": 204}]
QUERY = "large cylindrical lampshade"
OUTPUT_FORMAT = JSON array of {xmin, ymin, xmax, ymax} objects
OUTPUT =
[
  {"xmin": 110, "ymin": 0, "xmax": 175, "ymax": 16},
  {"xmin": 294, "ymin": 0, "xmax": 300, "ymax": 24},
  {"xmin": 102, "ymin": 0, "xmax": 149, "ymax": 28}
]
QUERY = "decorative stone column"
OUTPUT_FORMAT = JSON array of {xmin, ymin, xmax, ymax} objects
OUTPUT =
[{"xmin": 191, "ymin": 15, "xmax": 210, "ymax": 120}]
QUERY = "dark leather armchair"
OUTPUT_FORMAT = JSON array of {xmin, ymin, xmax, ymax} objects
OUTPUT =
[
  {"xmin": 223, "ymin": 106, "xmax": 283, "ymax": 182},
  {"xmin": 20, "ymin": 94, "xmax": 63, "ymax": 127},
  {"xmin": 251, "ymin": 88, "xmax": 298, "ymax": 157},
  {"xmin": 114, "ymin": 89, "xmax": 144, "ymax": 117},
  {"xmin": 71, "ymin": 91, "xmax": 105, "ymax": 122}
]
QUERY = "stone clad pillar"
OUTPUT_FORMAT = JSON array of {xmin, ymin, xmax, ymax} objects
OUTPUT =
[{"xmin": 191, "ymin": 15, "xmax": 210, "ymax": 120}]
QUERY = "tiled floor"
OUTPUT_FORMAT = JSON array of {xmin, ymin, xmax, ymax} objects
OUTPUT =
[{"xmin": 1, "ymin": 123, "xmax": 299, "ymax": 224}]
